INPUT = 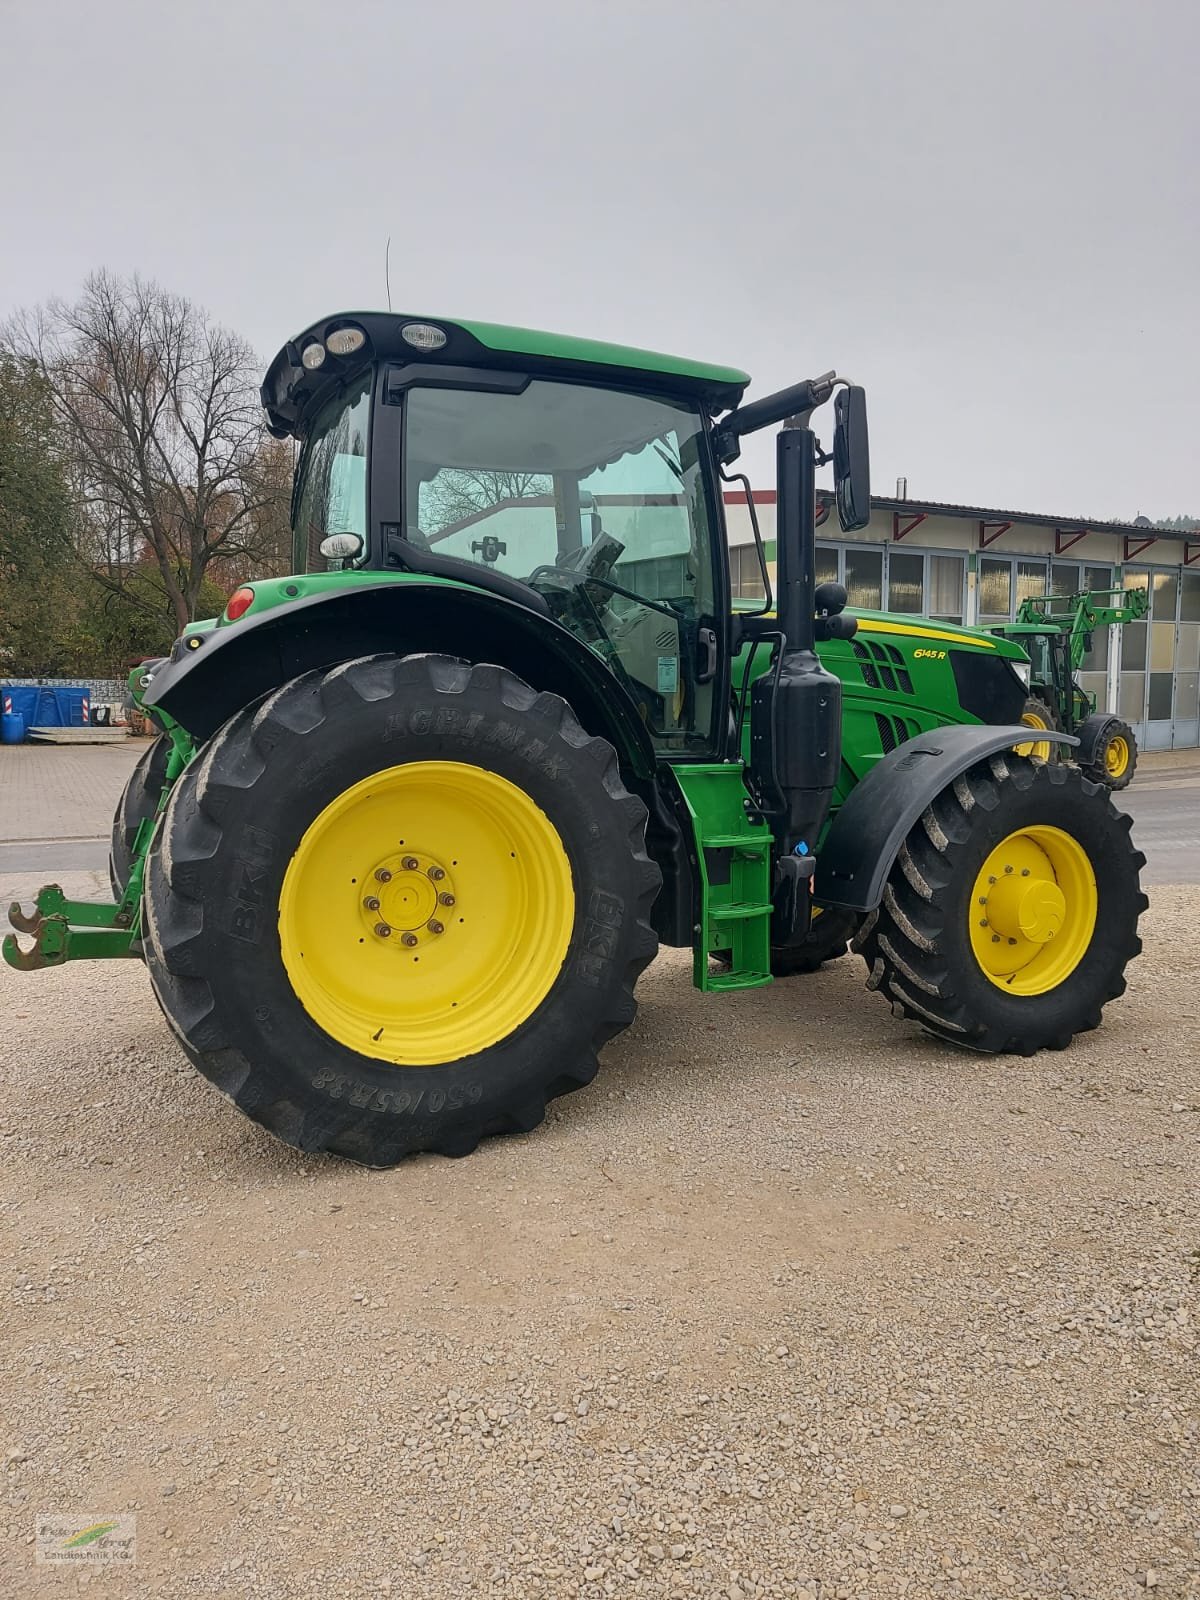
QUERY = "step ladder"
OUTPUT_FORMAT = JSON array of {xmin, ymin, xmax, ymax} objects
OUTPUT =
[{"xmin": 670, "ymin": 764, "xmax": 773, "ymax": 992}]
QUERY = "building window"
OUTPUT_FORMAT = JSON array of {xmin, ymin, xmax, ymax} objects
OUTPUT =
[
  {"xmin": 927, "ymin": 554, "xmax": 965, "ymax": 623},
  {"xmin": 1050, "ymin": 562, "xmax": 1080, "ymax": 596},
  {"xmin": 731, "ymin": 543, "xmax": 767, "ymax": 599},
  {"xmin": 1016, "ymin": 560, "xmax": 1049, "ymax": 610},
  {"xmin": 1084, "ymin": 564, "xmax": 1114, "ymax": 593},
  {"xmin": 887, "ymin": 551, "xmax": 924, "ymax": 613},
  {"xmin": 979, "ymin": 558, "xmax": 1012, "ymax": 622},
  {"xmin": 845, "ymin": 547, "xmax": 883, "ymax": 610},
  {"xmin": 815, "ymin": 544, "xmax": 839, "ymax": 587}
]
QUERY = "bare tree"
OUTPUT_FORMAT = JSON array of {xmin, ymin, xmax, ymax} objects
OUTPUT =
[{"xmin": 3, "ymin": 271, "xmax": 289, "ymax": 631}]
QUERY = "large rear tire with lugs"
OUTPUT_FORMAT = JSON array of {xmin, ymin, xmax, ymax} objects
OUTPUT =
[
  {"xmin": 853, "ymin": 753, "xmax": 1146, "ymax": 1055},
  {"xmin": 142, "ymin": 654, "xmax": 661, "ymax": 1166},
  {"xmin": 109, "ymin": 735, "xmax": 170, "ymax": 896}
]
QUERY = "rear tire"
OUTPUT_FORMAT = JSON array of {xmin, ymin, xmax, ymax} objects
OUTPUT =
[
  {"xmin": 142, "ymin": 654, "xmax": 661, "ymax": 1166},
  {"xmin": 109, "ymin": 735, "xmax": 169, "ymax": 896},
  {"xmin": 1081, "ymin": 718, "xmax": 1137, "ymax": 791},
  {"xmin": 854, "ymin": 753, "xmax": 1146, "ymax": 1055}
]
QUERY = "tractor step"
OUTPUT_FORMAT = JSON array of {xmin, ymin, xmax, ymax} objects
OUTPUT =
[
  {"xmin": 669, "ymin": 763, "xmax": 774, "ymax": 992},
  {"xmin": 706, "ymin": 901, "xmax": 774, "ymax": 921}
]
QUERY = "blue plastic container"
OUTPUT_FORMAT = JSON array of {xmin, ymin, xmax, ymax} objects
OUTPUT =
[{"xmin": 1, "ymin": 710, "xmax": 26, "ymax": 744}]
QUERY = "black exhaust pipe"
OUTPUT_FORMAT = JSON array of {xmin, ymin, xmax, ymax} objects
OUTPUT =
[{"xmin": 748, "ymin": 423, "xmax": 843, "ymax": 945}]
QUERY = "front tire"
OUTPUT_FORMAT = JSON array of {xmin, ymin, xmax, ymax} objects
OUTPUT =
[
  {"xmin": 143, "ymin": 655, "xmax": 661, "ymax": 1165},
  {"xmin": 1081, "ymin": 718, "xmax": 1138, "ymax": 791},
  {"xmin": 854, "ymin": 753, "xmax": 1146, "ymax": 1054}
]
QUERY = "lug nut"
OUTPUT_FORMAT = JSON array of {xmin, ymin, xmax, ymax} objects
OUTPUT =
[
  {"xmin": 363, "ymin": 895, "xmax": 381, "ymax": 912},
  {"xmin": 375, "ymin": 867, "xmax": 393, "ymax": 883},
  {"xmin": 428, "ymin": 866, "xmax": 446, "ymax": 882},
  {"xmin": 400, "ymin": 932, "xmax": 419, "ymax": 947},
  {"xmin": 438, "ymin": 892, "xmax": 456, "ymax": 907},
  {"xmin": 401, "ymin": 856, "xmax": 419, "ymax": 872},
  {"xmin": 427, "ymin": 919, "xmax": 444, "ymax": 935},
  {"xmin": 374, "ymin": 922, "xmax": 392, "ymax": 938}
]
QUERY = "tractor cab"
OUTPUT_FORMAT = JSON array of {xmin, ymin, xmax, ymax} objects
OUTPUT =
[{"xmin": 265, "ymin": 313, "xmax": 759, "ymax": 755}]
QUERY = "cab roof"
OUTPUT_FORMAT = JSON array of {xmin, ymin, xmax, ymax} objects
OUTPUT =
[{"xmin": 261, "ymin": 311, "xmax": 751, "ymax": 438}]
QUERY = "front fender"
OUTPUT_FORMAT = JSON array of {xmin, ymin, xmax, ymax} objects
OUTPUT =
[
  {"xmin": 1074, "ymin": 712, "xmax": 1122, "ymax": 769},
  {"xmin": 815, "ymin": 725, "xmax": 1079, "ymax": 913},
  {"xmin": 143, "ymin": 580, "xmax": 657, "ymax": 779}
]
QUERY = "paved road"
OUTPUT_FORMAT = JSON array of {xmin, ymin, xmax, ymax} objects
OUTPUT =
[
  {"xmin": 1116, "ymin": 765, "xmax": 1200, "ymax": 884},
  {"xmin": 1, "ymin": 740, "xmax": 1198, "ymax": 883}
]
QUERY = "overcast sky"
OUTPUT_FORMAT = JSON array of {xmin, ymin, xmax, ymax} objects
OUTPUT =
[{"xmin": 2, "ymin": 0, "xmax": 1196, "ymax": 519}]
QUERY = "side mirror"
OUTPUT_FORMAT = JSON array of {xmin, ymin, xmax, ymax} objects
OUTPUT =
[{"xmin": 833, "ymin": 386, "xmax": 870, "ymax": 532}]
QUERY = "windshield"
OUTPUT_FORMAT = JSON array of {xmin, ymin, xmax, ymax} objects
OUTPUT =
[
  {"xmin": 293, "ymin": 373, "xmax": 371, "ymax": 572},
  {"xmin": 404, "ymin": 380, "xmax": 719, "ymax": 748}
]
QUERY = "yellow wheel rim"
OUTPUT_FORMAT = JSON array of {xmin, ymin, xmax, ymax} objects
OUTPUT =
[
  {"xmin": 1015, "ymin": 710, "xmax": 1052, "ymax": 762},
  {"xmin": 1105, "ymin": 735, "xmax": 1130, "ymax": 778},
  {"xmin": 968, "ymin": 826, "xmax": 1097, "ymax": 995},
  {"xmin": 278, "ymin": 762, "xmax": 575, "ymax": 1065}
]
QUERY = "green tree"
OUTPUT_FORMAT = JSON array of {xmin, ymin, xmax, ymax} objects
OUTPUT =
[{"xmin": 0, "ymin": 353, "xmax": 91, "ymax": 675}]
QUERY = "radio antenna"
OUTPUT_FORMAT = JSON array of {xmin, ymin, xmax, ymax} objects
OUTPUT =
[{"xmin": 385, "ymin": 236, "xmax": 392, "ymax": 312}]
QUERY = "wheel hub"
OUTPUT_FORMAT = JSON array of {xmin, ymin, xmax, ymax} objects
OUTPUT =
[
  {"xmin": 360, "ymin": 851, "xmax": 456, "ymax": 946},
  {"xmin": 982, "ymin": 872, "xmax": 1066, "ymax": 945}
]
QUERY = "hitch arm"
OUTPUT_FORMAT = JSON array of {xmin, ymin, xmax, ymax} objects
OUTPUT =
[{"xmin": 4, "ymin": 882, "xmax": 142, "ymax": 970}]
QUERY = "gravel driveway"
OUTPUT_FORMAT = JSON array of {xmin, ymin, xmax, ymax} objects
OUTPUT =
[{"xmin": 1, "ymin": 883, "xmax": 1197, "ymax": 1600}]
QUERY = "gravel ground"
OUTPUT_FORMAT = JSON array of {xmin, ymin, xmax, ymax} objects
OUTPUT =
[{"xmin": 1, "ymin": 890, "xmax": 1198, "ymax": 1600}]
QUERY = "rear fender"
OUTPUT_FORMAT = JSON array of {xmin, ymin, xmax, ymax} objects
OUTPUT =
[
  {"xmin": 815, "ymin": 725, "xmax": 1078, "ymax": 913},
  {"xmin": 143, "ymin": 581, "xmax": 656, "ymax": 780}
]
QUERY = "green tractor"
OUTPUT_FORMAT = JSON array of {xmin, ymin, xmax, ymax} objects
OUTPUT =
[
  {"xmin": 5, "ymin": 312, "xmax": 1147, "ymax": 1166},
  {"xmin": 994, "ymin": 587, "xmax": 1148, "ymax": 789}
]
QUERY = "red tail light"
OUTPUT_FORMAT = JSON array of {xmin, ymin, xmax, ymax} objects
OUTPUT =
[{"xmin": 225, "ymin": 586, "xmax": 255, "ymax": 621}]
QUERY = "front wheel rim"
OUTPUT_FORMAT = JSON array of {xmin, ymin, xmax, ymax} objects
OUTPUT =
[
  {"xmin": 278, "ymin": 761, "xmax": 575, "ymax": 1065},
  {"xmin": 1015, "ymin": 711, "xmax": 1052, "ymax": 762},
  {"xmin": 1105, "ymin": 736, "xmax": 1130, "ymax": 778},
  {"xmin": 968, "ymin": 825, "xmax": 1097, "ymax": 995}
]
